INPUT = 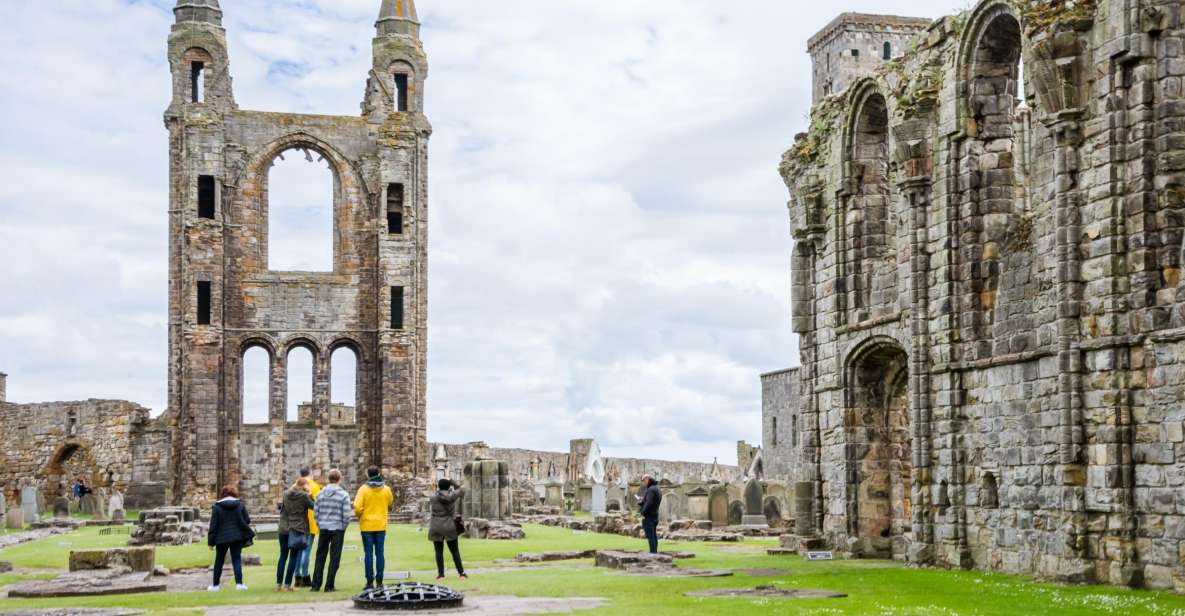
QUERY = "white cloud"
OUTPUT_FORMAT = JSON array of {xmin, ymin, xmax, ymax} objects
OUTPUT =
[{"xmin": 0, "ymin": 0, "xmax": 967, "ymax": 463}]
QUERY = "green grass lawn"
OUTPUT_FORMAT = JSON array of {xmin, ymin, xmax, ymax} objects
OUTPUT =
[{"xmin": 1, "ymin": 524, "xmax": 1183, "ymax": 615}]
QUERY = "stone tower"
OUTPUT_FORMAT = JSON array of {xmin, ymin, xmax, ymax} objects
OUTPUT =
[
  {"xmin": 807, "ymin": 13, "xmax": 931, "ymax": 102},
  {"xmin": 165, "ymin": 0, "xmax": 431, "ymax": 506}
]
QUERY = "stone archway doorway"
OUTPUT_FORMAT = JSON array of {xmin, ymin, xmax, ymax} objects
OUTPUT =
[
  {"xmin": 41, "ymin": 442, "xmax": 100, "ymax": 502},
  {"xmin": 846, "ymin": 339, "xmax": 912, "ymax": 560}
]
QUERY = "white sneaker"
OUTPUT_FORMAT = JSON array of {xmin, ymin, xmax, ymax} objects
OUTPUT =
[
  {"xmin": 207, "ymin": 585, "xmax": 220, "ymax": 592},
  {"xmin": 236, "ymin": 584, "xmax": 248, "ymax": 591}
]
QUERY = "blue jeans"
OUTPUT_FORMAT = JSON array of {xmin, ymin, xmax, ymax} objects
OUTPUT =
[
  {"xmin": 275, "ymin": 532, "xmax": 290, "ymax": 585},
  {"xmin": 297, "ymin": 536, "xmax": 314, "ymax": 577},
  {"xmin": 212, "ymin": 541, "xmax": 243, "ymax": 587},
  {"xmin": 642, "ymin": 517, "xmax": 659, "ymax": 554},
  {"xmin": 361, "ymin": 531, "xmax": 386, "ymax": 584}
]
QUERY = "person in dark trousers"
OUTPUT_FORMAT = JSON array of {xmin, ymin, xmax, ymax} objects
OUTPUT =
[
  {"xmin": 310, "ymin": 469, "xmax": 351, "ymax": 593},
  {"xmin": 636, "ymin": 474, "xmax": 662, "ymax": 554},
  {"xmin": 428, "ymin": 479, "xmax": 467, "ymax": 581},
  {"xmin": 207, "ymin": 485, "xmax": 254, "ymax": 591},
  {"xmin": 354, "ymin": 466, "xmax": 394, "ymax": 589},
  {"xmin": 276, "ymin": 477, "xmax": 314, "ymax": 592}
]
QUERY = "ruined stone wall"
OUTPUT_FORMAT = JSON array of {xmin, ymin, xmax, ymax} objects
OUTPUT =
[
  {"xmin": 0, "ymin": 399, "xmax": 161, "ymax": 506},
  {"xmin": 781, "ymin": 0, "xmax": 1185, "ymax": 590},
  {"xmin": 431, "ymin": 441, "xmax": 740, "ymax": 487},
  {"xmin": 762, "ymin": 368, "xmax": 800, "ymax": 481},
  {"xmin": 164, "ymin": 1, "xmax": 431, "ymax": 507}
]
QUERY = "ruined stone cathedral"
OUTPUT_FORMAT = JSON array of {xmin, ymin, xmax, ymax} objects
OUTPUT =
[
  {"xmin": 167, "ymin": 0, "xmax": 430, "ymax": 504},
  {"xmin": 778, "ymin": 1, "xmax": 1185, "ymax": 591}
]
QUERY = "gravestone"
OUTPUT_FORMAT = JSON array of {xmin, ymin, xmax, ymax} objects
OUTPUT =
[
  {"xmin": 741, "ymin": 479, "xmax": 769, "ymax": 527},
  {"xmin": 590, "ymin": 483, "xmax": 606, "ymax": 514},
  {"xmin": 0, "ymin": 490, "xmax": 7, "ymax": 517},
  {"xmin": 54, "ymin": 497, "xmax": 71, "ymax": 518},
  {"xmin": 544, "ymin": 481, "xmax": 563, "ymax": 508},
  {"xmin": 108, "ymin": 492, "xmax": 125, "ymax": 517},
  {"xmin": 728, "ymin": 501, "xmax": 744, "ymax": 526},
  {"xmin": 80, "ymin": 494, "xmax": 98, "ymax": 516},
  {"xmin": 5, "ymin": 508, "xmax": 23, "ymax": 529},
  {"xmin": 763, "ymin": 495, "xmax": 784, "ymax": 528},
  {"xmin": 708, "ymin": 486, "xmax": 729, "ymax": 528},
  {"xmin": 577, "ymin": 484, "xmax": 592, "ymax": 512},
  {"xmin": 687, "ymin": 487, "xmax": 710, "ymax": 521},
  {"xmin": 20, "ymin": 486, "xmax": 40, "ymax": 524}
]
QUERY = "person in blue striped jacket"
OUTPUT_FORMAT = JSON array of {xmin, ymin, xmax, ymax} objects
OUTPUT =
[{"xmin": 310, "ymin": 469, "xmax": 352, "ymax": 592}]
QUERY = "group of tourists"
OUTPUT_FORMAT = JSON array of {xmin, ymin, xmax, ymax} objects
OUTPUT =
[{"xmin": 204, "ymin": 467, "xmax": 469, "ymax": 592}]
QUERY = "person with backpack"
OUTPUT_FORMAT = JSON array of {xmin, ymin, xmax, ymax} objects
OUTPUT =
[
  {"xmin": 277, "ymin": 477, "xmax": 314, "ymax": 592},
  {"xmin": 206, "ymin": 485, "xmax": 254, "ymax": 591}
]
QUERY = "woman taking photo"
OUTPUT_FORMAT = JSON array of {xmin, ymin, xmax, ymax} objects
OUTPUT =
[
  {"xmin": 207, "ymin": 485, "xmax": 254, "ymax": 591},
  {"xmin": 427, "ymin": 479, "xmax": 467, "ymax": 581},
  {"xmin": 276, "ymin": 477, "xmax": 314, "ymax": 592}
]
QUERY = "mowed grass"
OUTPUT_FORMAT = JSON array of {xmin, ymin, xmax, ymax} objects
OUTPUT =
[{"xmin": 0, "ymin": 524, "xmax": 1182, "ymax": 615}]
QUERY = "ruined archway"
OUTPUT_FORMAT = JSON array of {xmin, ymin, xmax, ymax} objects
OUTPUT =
[
  {"xmin": 845, "ymin": 338, "xmax": 911, "ymax": 559},
  {"xmin": 843, "ymin": 83, "xmax": 896, "ymax": 322},
  {"xmin": 41, "ymin": 443, "xmax": 100, "ymax": 502}
]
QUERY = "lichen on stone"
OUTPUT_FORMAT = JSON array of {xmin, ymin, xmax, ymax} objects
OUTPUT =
[{"xmin": 1015, "ymin": 0, "xmax": 1098, "ymax": 35}]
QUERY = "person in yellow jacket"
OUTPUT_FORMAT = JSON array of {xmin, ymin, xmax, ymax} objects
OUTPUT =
[
  {"xmin": 295, "ymin": 468, "xmax": 321, "ymax": 587},
  {"xmin": 354, "ymin": 465, "xmax": 394, "ymax": 589}
]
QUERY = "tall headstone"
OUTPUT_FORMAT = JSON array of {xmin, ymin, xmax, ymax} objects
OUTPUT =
[
  {"xmin": 5, "ymin": 508, "xmax": 23, "ymax": 530},
  {"xmin": 590, "ymin": 483, "xmax": 606, "ymax": 514},
  {"xmin": 544, "ymin": 481, "xmax": 564, "ymax": 508},
  {"xmin": 708, "ymin": 486, "xmax": 729, "ymax": 528},
  {"xmin": 20, "ymin": 486, "xmax": 39, "ymax": 525},
  {"xmin": 728, "ymin": 501, "xmax": 745, "ymax": 526},
  {"xmin": 742, "ymin": 479, "xmax": 769, "ymax": 527},
  {"xmin": 687, "ymin": 487, "xmax": 710, "ymax": 521},
  {"xmin": 54, "ymin": 497, "xmax": 71, "ymax": 518}
]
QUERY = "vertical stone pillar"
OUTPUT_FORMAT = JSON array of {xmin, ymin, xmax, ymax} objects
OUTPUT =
[
  {"xmin": 311, "ymin": 349, "xmax": 331, "ymax": 477},
  {"xmin": 902, "ymin": 175, "xmax": 934, "ymax": 564},
  {"xmin": 270, "ymin": 350, "xmax": 287, "ymax": 505},
  {"xmin": 0, "ymin": 371, "xmax": 7, "ymax": 404}
]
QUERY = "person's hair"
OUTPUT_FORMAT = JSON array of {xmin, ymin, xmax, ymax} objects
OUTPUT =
[
  {"xmin": 219, "ymin": 485, "xmax": 239, "ymax": 499},
  {"xmin": 437, "ymin": 478, "xmax": 452, "ymax": 491},
  {"xmin": 293, "ymin": 477, "xmax": 310, "ymax": 492},
  {"xmin": 367, "ymin": 465, "xmax": 380, "ymax": 479},
  {"xmin": 641, "ymin": 474, "xmax": 654, "ymax": 485},
  {"xmin": 327, "ymin": 469, "xmax": 342, "ymax": 483},
  {"xmin": 300, "ymin": 467, "xmax": 311, "ymax": 478}
]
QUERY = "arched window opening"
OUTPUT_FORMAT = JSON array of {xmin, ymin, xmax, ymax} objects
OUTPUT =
[
  {"xmin": 847, "ymin": 92, "xmax": 894, "ymax": 320},
  {"xmin": 772, "ymin": 416, "xmax": 778, "ymax": 447},
  {"xmin": 242, "ymin": 346, "xmax": 271, "ymax": 424},
  {"xmin": 961, "ymin": 13, "xmax": 1027, "ymax": 357},
  {"xmin": 330, "ymin": 346, "xmax": 359, "ymax": 425},
  {"xmin": 191, "ymin": 61, "xmax": 205, "ymax": 102},
  {"xmin": 267, "ymin": 148, "xmax": 334, "ymax": 272},
  {"xmin": 286, "ymin": 346, "xmax": 314, "ymax": 423},
  {"xmin": 883, "ymin": 42, "xmax": 892, "ymax": 60},
  {"xmin": 394, "ymin": 73, "xmax": 409, "ymax": 112}
]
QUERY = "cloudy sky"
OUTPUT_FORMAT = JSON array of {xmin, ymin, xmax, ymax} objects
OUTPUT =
[{"xmin": 0, "ymin": 0, "xmax": 966, "ymax": 463}]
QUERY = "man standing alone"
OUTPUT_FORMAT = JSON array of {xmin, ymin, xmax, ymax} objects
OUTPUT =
[
  {"xmin": 354, "ymin": 466, "xmax": 394, "ymax": 589},
  {"xmin": 310, "ymin": 469, "xmax": 350, "ymax": 593},
  {"xmin": 637, "ymin": 475, "xmax": 662, "ymax": 554}
]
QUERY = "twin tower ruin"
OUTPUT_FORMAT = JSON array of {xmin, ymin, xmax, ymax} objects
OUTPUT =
[{"xmin": 167, "ymin": 0, "xmax": 429, "ymax": 504}]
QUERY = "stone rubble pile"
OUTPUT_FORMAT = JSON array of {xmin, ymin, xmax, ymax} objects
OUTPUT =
[
  {"xmin": 129, "ymin": 507, "xmax": 206, "ymax": 546},
  {"xmin": 462, "ymin": 518, "xmax": 526, "ymax": 540}
]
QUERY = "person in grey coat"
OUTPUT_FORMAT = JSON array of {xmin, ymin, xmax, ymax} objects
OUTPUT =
[{"xmin": 427, "ymin": 479, "xmax": 467, "ymax": 580}]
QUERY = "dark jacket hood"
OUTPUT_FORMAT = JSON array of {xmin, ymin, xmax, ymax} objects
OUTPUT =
[
  {"xmin": 366, "ymin": 477, "xmax": 385, "ymax": 488},
  {"xmin": 215, "ymin": 497, "xmax": 242, "ymax": 512}
]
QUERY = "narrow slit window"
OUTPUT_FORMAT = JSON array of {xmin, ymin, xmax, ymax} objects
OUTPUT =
[
  {"xmin": 191, "ymin": 61, "xmax": 205, "ymax": 103},
  {"xmin": 197, "ymin": 281, "xmax": 212, "ymax": 325},
  {"xmin": 771, "ymin": 417, "xmax": 778, "ymax": 447},
  {"xmin": 198, "ymin": 175, "xmax": 216, "ymax": 219},
  {"xmin": 391, "ymin": 286, "xmax": 404, "ymax": 330},
  {"xmin": 851, "ymin": 49, "xmax": 859, "ymax": 58},
  {"xmin": 394, "ymin": 73, "xmax": 409, "ymax": 112},
  {"xmin": 883, "ymin": 42, "xmax": 892, "ymax": 60},
  {"xmin": 792, "ymin": 415, "xmax": 798, "ymax": 447},
  {"xmin": 387, "ymin": 183, "xmax": 404, "ymax": 234}
]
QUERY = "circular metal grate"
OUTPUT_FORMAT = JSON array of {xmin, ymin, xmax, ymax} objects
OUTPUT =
[{"xmin": 353, "ymin": 582, "xmax": 465, "ymax": 611}]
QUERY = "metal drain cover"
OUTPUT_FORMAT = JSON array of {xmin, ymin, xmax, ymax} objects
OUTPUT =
[{"xmin": 353, "ymin": 582, "xmax": 465, "ymax": 611}]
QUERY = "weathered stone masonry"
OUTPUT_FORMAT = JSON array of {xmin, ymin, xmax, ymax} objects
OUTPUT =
[
  {"xmin": 166, "ymin": 0, "xmax": 430, "ymax": 506},
  {"xmin": 780, "ymin": 2, "xmax": 1185, "ymax": 590}
]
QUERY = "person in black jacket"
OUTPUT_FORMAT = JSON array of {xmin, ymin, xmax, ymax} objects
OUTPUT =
[
  {"xmin": 207, "ymin": 485, "xmax": 254, "ymax": 591},
  {"xmin": 636, "ymin": 475, "xmax": 662, "ymax": 554}
]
